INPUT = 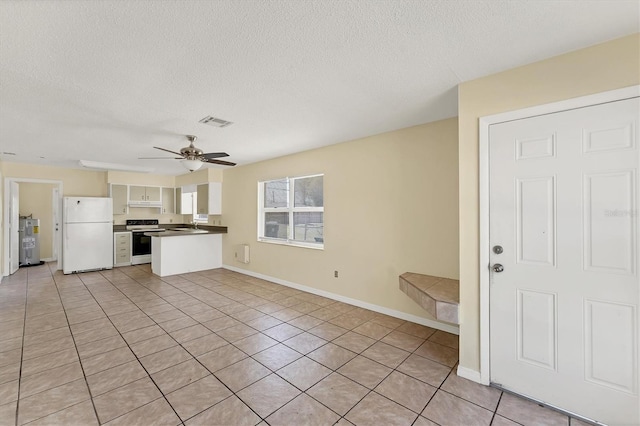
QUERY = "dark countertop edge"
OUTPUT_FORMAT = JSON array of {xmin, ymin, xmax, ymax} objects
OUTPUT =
[
  {"xmin": 145, "ymin": 229, "xmax": 226, "ymax": 237},
  {"xmin": 113, "ymin": 224, "xmax": 228, "ymax": 233}
]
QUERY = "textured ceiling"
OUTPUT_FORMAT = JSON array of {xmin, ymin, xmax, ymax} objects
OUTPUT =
[{"xmin": 0, "ymin": 0, "xmax": 638, "ymax": 175}]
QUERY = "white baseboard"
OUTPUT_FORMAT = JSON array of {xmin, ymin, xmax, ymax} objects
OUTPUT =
[
  {"xmin": 41, "ymin": 257, "xmax": 55, "ymax": 262},
  {"xmin": 456, "ymin": 365, "xmax": 487, "ymax": 385},
  {"xmin": 222, "ymin": 264, "xmax": 460, "ymax": 335}
]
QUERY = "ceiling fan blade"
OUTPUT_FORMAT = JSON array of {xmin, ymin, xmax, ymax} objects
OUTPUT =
[
  {"xmin": 202, "ymin": 152, "xmax": 230, "ymax": 159},
  {"xmin": 153, "ymin": 146, "xmax": 184, "ymax": 156},
  {"xmin": 138, "ymin": 157, "xmax": 183, "ymax": 160},
  {"xmin": 203, "ymin": 158, "xmax": 236, "ymax": 166}
]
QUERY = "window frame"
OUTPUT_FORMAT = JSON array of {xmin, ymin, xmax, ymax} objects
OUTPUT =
[{"xmin": 257, "ymin": 174, "xmax": 324, "ymax": 249}]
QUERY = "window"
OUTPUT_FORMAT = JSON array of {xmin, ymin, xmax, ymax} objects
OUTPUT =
[{"xmin": 258, "ymin": 174, "xmax": 324, "ymax": 248}]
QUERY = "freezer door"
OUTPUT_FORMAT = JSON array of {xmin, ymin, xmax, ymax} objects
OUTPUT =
[
  {"xmin": 64, "ymin": 197, "xmax": 113, "ymax": 223},
  {"xmin": 63, "ymin": 222, "xmax": 113, "ymax": 273}
]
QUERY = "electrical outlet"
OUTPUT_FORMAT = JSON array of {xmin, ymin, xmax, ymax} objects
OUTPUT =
[{"xmin": 334, "ymin": 270, "xmax": 338, "ymax": 278}]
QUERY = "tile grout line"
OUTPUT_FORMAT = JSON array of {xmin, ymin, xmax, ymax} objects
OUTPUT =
[
  {"xmin": 50, "ymin": 267, "xmax": 104, "ymax": 425},
  {"xmin": 13, "ymin": 267, "xmax": 30, "ymax": 426}
]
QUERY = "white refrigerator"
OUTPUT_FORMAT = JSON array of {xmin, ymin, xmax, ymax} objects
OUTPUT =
[{"xmin": 63, "ymin": 197, "xmax": 113, "ymax": 274}]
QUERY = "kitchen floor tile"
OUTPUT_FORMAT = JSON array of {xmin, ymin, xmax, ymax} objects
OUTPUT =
[
  {"xmin": 307, "ymin": 342, "xmax": 357, "ymax": 370},
  {"xmin": 214, "ymin": 357, "xmax": 271, "ymax": 392},
  {"xmin": 93, "ymin": 377, "xmax": 162, "ymax": 424},
  {"xmin": 276, "ymin": 356, "xmax": 331, "ymax": 391},
  {"xmin": 121, "ymin": 324, "xmax": 166, "ymax": 345},
  {"xmin": 236, "ymin": 374, "xmax": 300, "ymax": 418},
  {"xmin": 441, "ymin": 371, "xmax": 502, "ymax": 411},
  {"xmin": 332, "ymin": 331, "xmax": 376, "ymax": 353},
  {"xmin": 352, "ymin": 321, "xmax": 393, "ymax": 340},
  {"xmin": 306, "ymin": 372, "xmax": 369, "ymax": 416},
  {"xmin": 266, "ymin": 393, "xmax": 340, "ymax": 426},
  {"xmin": 397, "ymin": 354, "xmax": 451, "ymax": 387},
  {"xmin": 251, "ymin": 343, "xmax": 302, "ymax": 371},
  {"xmin": 428, "ymin": 330, "xmax": 459, "ymax": 349},
  {"xmin": 86, "ymin": 360, "xmax": 148, "ymax": 396},
  {"xmin": 414, "ymin": 341, "xmax": 459, "ymax": 367},
  {"xmin": 308, "ymin": 322, "xmax": 348, "ymax": 341},
  {"xmin": 337, "ymin": 355, "xmax": 392, "ymax": 389},
  {"xmin": 0, "ymin": 380, "xmax": 18, "ymax": 405},
  {"xmin": 81, "ymin": 346, "xmax": 136, "ymax": 376},
  {"xmin": 130, "ymin": 333, "xmax": 178, "ymax": 357},
  {"xmin": 151, "ymin": 358, "xmax": 210, "ymax": 394},
  {"xmin": 103, "ymin": 397, "xmax": 181, "ymax": 426},
  {"xmin": 422, "ymin": 390, "xmax": 494, "ymax": 426},
  {"xmin": 361, "ymin": 341, "xmax": 410, "ymax": 369},
  {"xmin": 181, "ymin": 333, "xmax": 228, "ymax": 357},
  {"xmin": 375, "ymin": 371, "xmax": 437, "ymax": 413},
  {"xmin": 19, "ymin": 361, "xmax": 84, "ymax": 398},
  {"xmin": 17, "ymin": 379, "xmax": 90, "ymax": 425},
  {"xmin": 233, "ymin": 333, "xmax": 278, "ymax": 355},
  {"xmin": 496, "ymin": 392, "xmax": 569, "ymax": 426},
  {"xmin": 26, "ymin": 400, "xmax": 98, "ymax": 426},
  {"xmin": 216, "ymin": 323, "xmax": 259, "ymax": 342},
  {"xmin": 185, "ymin": 395, "xmax": 260, "ymax": 426},
  {"xmin": 283, "ymin": 332, "xmax": 327, "ymax": 354},
  {"xmin": 165, "ymin": 375, "xmax": 232, "ymax": 421},
  {"xmin": 139, "ymin": 345, "xmax": 193, "ymax": 374},
  {"xmin": 262, "ymin": 323, "xmax": 304, "ymax": 341},
  {"xmin": 381, "ymin": 330, "xmax": 425, "ymax": 352},
  {"xmin": 346, "ymin": 391, "xmax": 418, "ymax": 426},
  {"xmin": 197, "ymin": 344, "xmax": 246, "ymax": 372},
  {"xmin": 19, "ymin": 348, "xmax": 78, "ymax": 377}
]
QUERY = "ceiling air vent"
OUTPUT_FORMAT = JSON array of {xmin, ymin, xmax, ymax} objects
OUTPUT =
[{"xmin": 199, "ymin": 116, "xmax": 233, "ymax": 128}]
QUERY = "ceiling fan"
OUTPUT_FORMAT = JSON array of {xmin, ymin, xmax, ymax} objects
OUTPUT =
[{"xmin": 139, "ymin": 135, "xmax": 236, "ymax": 172}]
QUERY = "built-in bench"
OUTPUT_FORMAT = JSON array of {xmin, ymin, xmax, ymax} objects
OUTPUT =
[{"xmin": 399, "ymin": 272, "xmax": 459, "ymax": 324}]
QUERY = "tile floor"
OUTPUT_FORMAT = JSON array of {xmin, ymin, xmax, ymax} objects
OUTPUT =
[{"xmin": 0, "ymin": 263, "xmax": 587, "ymax": 426}]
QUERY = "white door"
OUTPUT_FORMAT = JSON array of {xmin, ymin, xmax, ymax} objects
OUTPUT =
[
  {"xmin": 9, "ymin": 181, "xmax": 19, "ymax": 274},
  {"xmin": 489, "ymin": 97, "xmax": 639, "ymax": 425},
  {"xmin": 52, "ymin": 187, "xmax": 60, "ymax": 261}
]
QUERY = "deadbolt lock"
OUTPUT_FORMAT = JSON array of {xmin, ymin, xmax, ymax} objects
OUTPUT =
[{"xmin": 493, "ymin": 245, "xmax": 503, "ymax": 254}]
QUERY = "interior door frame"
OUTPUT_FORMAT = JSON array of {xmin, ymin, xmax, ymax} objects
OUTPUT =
[
  {"xmin": 2, "ymin": 177, "xmax": 64, "ymax": 276},
  {"xmin": 475, "ymin": 85, "xmax": 640, "ymax": 386}
]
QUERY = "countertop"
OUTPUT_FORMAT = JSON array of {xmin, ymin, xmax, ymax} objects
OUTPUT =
[
  {"xmin": 113, "ymin": 224, "xmax": 227, "ymax": 234},
  {"xmin": 145, "ymin": 228, "xmax": 227, "ymax": 237}
]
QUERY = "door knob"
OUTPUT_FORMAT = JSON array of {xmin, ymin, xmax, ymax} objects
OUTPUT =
[{"xmin": 492, "ymin": 264, "xmax": 504, "ymax": 273}]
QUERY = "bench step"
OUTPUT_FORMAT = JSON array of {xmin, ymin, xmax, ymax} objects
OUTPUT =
[{"xmin": 399, "ymin": 272, "xmax": 459, "ymax": 324}]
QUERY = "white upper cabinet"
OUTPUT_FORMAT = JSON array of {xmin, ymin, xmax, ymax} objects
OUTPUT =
[
  {"xmin": 129, "ymin": 186, "xmax": 161, "ymax": 202},
  {"xmin": 197, "ymin": 182, "xmax": 221, "ymax": 215},
  {"xmin": 110, "ymin": 184, "xmax": 128, "ymax": 214}
]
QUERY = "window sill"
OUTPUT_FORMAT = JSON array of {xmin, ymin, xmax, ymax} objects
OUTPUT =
[{"xmin": 257, "ymin": 238, "xmax": 324, "ymax": 250}]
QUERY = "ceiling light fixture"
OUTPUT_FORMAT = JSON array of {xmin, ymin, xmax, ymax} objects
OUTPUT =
[
  {"xmin": 79, "ymin": 160, "xmax": 154, "ymax": 173},
  {"xmin": 181, "ymin": 158, "xmax": 203, "ymax": 172}
]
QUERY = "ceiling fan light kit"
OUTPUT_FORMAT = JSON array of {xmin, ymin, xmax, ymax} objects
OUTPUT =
[
  {"xmin": 181, "ymin": 158, "xmax": 203, "ymax": 172},
  {"xmin": 139, "ymin": 134, "xmax": 236, "ymax": 172}
]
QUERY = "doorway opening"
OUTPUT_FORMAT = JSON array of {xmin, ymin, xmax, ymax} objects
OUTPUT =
[{"xmin": 3, "ymin": 178, "xmax": 63, "ymax": 276}]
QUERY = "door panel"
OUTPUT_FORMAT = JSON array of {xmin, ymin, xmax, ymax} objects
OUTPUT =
[
  {"xmin": 489, "ymin": 97, "xmax": 639, "ymax": 425},
  {"xmin": 9, "ymin": 181, "xmax": 19, "ymax": 274}
]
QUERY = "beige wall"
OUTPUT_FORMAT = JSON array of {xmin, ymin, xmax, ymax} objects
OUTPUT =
[
  {"xmin": 458, "ymin": 34, "xmax": 640, "ymax": 372},
  {"xmin": 18, "ymin": 182, "xmax": 57, "ymax": 260},
  {"xmin": 222, "ymin": 118, "xmax": 459, "ymax": 324},
  {"xmin": 2, "ymin": 162, "xmax": 107, "ymax": 197}
]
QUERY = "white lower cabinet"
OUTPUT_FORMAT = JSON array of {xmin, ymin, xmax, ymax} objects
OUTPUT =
[{"xmin": 113, "ymin": 232, "xmax": 132, "ymax": 267}]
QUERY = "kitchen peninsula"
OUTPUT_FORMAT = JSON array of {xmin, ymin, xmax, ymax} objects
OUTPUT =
[{"xmin": 146, "ymin": 226, "xmax": 227, "ymax": 277}]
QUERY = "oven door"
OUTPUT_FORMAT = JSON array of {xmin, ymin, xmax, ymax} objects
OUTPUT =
[{"xmin": 131, "ymin": 232, "xmax": 152, "ymax": 257}]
